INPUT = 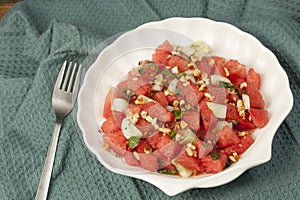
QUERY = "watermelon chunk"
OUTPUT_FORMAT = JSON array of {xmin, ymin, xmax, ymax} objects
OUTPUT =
[
  {"xmin": 146, "ymin": 132, "xmax": 173, "ymax": 150},
  {"xmin": 175, "ymin": 151, "xmax": 204, "ymax": 173},
  {"xmin": 101, "ymin": 116, "xmax": 121, "ymax": 134},
  {"xmin": 225, "ymin": 134, "xmax": 254, "ymax": 156},
  {"xmin": 246, "ymin": 85, "xmax": 265, "ymax": 109},
  {"xmin": 103, "ymin": 87, "xmax": 115, "ymax": 119},
  {"xmin": 103, "ymin": 130, "xmax": 128, "ymax": 157},
  {"xmin": 147, "ymin": 102, "xmax": 174, "ymax": 122},
  {"xmin": 247, "ymin": 68, "xmax": 261, "ymax": 89},
  {"xmin": 200, "ymin": 108, "xmax": 218, "ymax": 131},
  {"xmin": 248, "ymin": 108, "xmax": 269, "ymax": 128},
  {"xmin": 218, "ymin": 126, "xmax": 240, "ymax": 147},
  {"xmin": 168, "ymin": 55, "xmax": 189, "ymax": 72},
  {"xmin": 201, "ymin": 152, "xmax": 228, "ymax": 173},
  {"xmin": 139, "ymin": 153, "xmax": 159, "ymax": 172},
  {"xmin": 211, "ymin": 56, "xmax": 226, "ymax": 76},
  {"xmin": 152, "ymin": 91, "xmax": 169, "ymax": 107},
  {"xmin": 224, "ymin": 59, "xmax": 247, "ymax": 86},
  {"xmin": 152, "ymin": 40, "xmax": 172, "ymax": 66},
  {"xmin": 226, "ymin": 104, "xmax": 256, "ymax": 131},
  {"xmin": 124, "ymin": 152, "xmax": 140, "ymax": 166},
  {"xmin": 182, "ymin": 110, "xmax": 200, "ymax": 131}
]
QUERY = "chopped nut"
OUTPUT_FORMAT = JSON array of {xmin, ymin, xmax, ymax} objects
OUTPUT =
[
  {"xmin": 130, "ymin": 113, "xmax": 140, "ymax": 124},
  {"xmin": 229, "ymin": 155, "xmax": 237, "ymax": 163},
  {"xmin": 237, "ymin": 99, "xmax": 243, "ymax": 109},
  {"xmin": 135, "ymin": 96, "xmax": 145, "ymax": 104},
  {"xmin": 187, "ymin": 143, "xmax": 196, "ymax": 150},
  {"xmin": 192, "ymin": 170, "xmax": 198, "ymax": 176},
  {"xmin": 224, "ymin": 67, "xmax": 230, "ymax": 76},
  {"xmin": 145, "ymin": 116, "xmax": 153, "ymax": 122},
  {"xmin": 238, "ymin": 131, "xmax": 247, "ymax": 137},
  {"xmin": 232, "ymin": 152, "xmax": 240, "ymax": 161},
  {"xmin": 204, "ymin": 92, "xmax": 214, "ymax": 101},
  {"xmin": 133, "ymin": 151, "xmax": 140, "ymax": 160},
  {"xmin": 199, "ymin": 83, "xmax": 207, "ymax": 91},
  {"xmin": 185, "ymin": 103, "xmax": 191, "ymax": 110},
  {"xmin": 144, "ymin": 147, "xmax": 153, "ymax": 154},
  {"xmin": 239, "ymin": 109, "xmax": 246, "ymax": 119},
  {"xmin": 103, "ymin": 143, "xmax": 109, "ymax": 150},
  {"xmin": 140, "ymin": 111, "xmax": 147, "ymax": 119},
  {"xmin": 193, "ymin": 151, "xmax": 197, "ymax": 157},
  {"xmin": 193, "ymin": 68, "xmax": 201, "ymax": 76},
  {"xmin": 158, "ymin": 127, "xmax": 171, "ymax": 134},
  {"xmin": 164, "ymin": 90, "xmax": 170, "ymax": 96},
  {"xmin": 249, "ymin": 115, "xmax": 252, "ymax": 121},
  {"xmin": 186, "ymin": 148, "xmax": 194, "ymax": 156},
  {"xmin": 232, "ymin": 96, "xmax": 237, "ymax": 102},
  {"xmin": 240, "ymin": 82, "xmax": 248, "ymax": 89},
  {"xmin": 188, "ymin": 63, "xmax": 196, "ymax": 70},
  {"xmin": 173, "ymin": 100, "xmax": 179, "ymax": 107},
  {"xmin": 173, "ymin": 106, "xmax": 180, "ymax": 111}
]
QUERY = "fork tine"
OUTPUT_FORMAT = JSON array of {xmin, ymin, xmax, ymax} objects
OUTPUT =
[
  {"xmin": 72, "ymin": 64, "xmax": 82, "ymax": 97},
  {"xmin": 67, "ymin": 63, "xmax": 77, "ymax": 92},
  {"xmin": 61, "ymin": 61, "xmax": 73, "ymax": 91},
  {"xmin": 54, "ymin": 60, "xmax": 67, "ymax": 90}
]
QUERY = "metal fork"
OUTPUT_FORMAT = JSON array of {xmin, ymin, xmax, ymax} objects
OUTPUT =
[{"xmin": 35, "ymin": 61, "xmax": 82, "ymax": 200}]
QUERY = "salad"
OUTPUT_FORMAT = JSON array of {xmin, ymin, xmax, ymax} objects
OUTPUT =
[{"xmin": 100, "ymin": 40, "xmax": 269, "ymax": 177}]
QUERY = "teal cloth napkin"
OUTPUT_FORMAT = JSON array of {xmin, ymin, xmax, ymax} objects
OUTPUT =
[{"xmin": 0, "ymin": 0, "xmax": 299, "ymax": 199}]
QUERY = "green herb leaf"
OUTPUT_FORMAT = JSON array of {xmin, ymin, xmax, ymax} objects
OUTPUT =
[
  {"xmin": 139, "ymin": 62, "xmax": 157, "ymax": 72},
  {"xmin": 177, "ymin": 72, "xmax": 187, "ymax": 79},
  {"xmin": 157, "ymin": 169, "xmax": 177, "ymax": 175},
  {"xmin": 127, "ymin": 136, "xmax": 141, "ymax": 149},
  {"xmin": 210, "ymin": 151, "xmax": 220, "ymax": 160},
  {"xmin": 169, "ymin": 129, "xmax": 177, "ymax": 139},
  {"xmin": 122, "ymin": 88, "xmax": 134, "ymax": 99},
  {"xmin": 173, "ymin": 110, "xmax": 183, "ymax": 120},
  {"xmin": 219, "ymin": 81, "xmax": 235, "ymax": 89},
  {"xmin": 161, "ymin": 69, "xmax": 175, "ymax": 78}
]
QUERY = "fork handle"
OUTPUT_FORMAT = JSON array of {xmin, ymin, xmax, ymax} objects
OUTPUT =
[{"xmin": 35, "ymin": 120, "xmax": 62, "ymax": 200}]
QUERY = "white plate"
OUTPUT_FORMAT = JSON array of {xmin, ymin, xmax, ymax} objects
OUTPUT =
[{"xmin": 77, "ymin": 17, "xmax": 293, "ymax": 196}]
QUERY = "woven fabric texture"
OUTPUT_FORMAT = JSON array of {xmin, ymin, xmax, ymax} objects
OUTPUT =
[{"xmin": 0, "ymin": 0, "xmax": 299, "ymax": 199}]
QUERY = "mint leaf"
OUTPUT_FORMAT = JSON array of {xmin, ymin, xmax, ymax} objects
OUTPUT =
[
  {"xmin": 219, "ymin": 81, "xmax": 235, "ymax": 89},
  {"xmin": 122, "ymin": 88, "xmax": 134, "ymax": 99},
  {"xmin": 169, "ymin": 129, "xmax": 177, "ymax": 139},
  {"xmin": 173, "ymin": 110, "xmax": 183, "ymax": 120},
  {"xmin": 210, "ymin": 151, "xmax": 220, "ymax": 160},
  {"xmin": 161, "ymin": 69, "xmax": 175, "ymax": 78},
  {"xmin": 127, "ymin": 136, "xmax": 141, "ymax": 149},
  {"xmin": 157, "ymin": 169, "xmax": 177, "ymax": 175}
]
